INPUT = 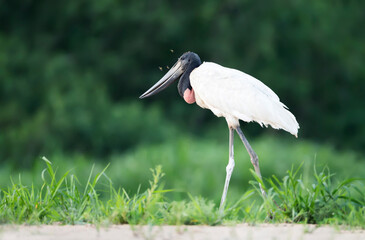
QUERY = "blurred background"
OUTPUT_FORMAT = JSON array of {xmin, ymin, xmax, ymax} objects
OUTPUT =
[{"xmin": 0, "ymin": 0, "xmax": 364, "ymax": 202}]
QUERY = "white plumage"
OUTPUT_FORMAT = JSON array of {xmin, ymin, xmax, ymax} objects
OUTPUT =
[
  {"xmin": 191, "ymin": 62, "xmax": 299, "ymax": 137},
  {"xmin": 140, "ymin": 52, "xmax": 299, "ymax": 211}
]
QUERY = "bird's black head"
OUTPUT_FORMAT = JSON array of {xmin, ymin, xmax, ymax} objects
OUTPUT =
[
  {"xmin": 139, "ymin": 52, "xmax": 201, "ymax": 99},
  {"xmin": 178, "ymin": 52, "xmax": 201, "ymax": 70}
]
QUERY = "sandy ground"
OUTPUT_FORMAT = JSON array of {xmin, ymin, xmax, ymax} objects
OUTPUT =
[{"xmin": 0, "ymin": 224, "xmax": 364, "ymax": 240}]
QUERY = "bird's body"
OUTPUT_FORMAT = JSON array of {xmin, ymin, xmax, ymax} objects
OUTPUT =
[
  {"xmin": 190, "ymin": 62, "xmax": 299, "ymax": 136},
  {"xmin": 140, "ymin": 52, "xmax": 299, "ymax": 210}
]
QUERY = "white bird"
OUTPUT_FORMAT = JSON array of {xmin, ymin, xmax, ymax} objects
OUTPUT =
[{"xmin": 140, "ymin": 52, "xmax": 299, "ymax": 210}]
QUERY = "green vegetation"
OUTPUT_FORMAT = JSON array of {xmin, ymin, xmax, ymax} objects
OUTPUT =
[
  {"xmin": 1, "ymin": 1, "xmax": 365, "ymax": 166},
  {"xmin": 0, "ymin": 157, "xmax": 363, "ymax": 226},
  {"xmin": 2, "ymin": 135, "xmax": 364, "ymax": 203},
  {"xmin": 255, "ymin": 166, "xmax": 365, "ymax": 226}
]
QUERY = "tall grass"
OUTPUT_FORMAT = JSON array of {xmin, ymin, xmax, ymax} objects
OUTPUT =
[
  {"xmin": 2, "ymin": 135, "xmax": 364, "ymax": 204},
  {"xmin": 252, "ymin": 164, "xmax": 365, "ymax": 226},
  {"xmin": 0, "ymin": 157, "xmax": 364, "ymax": 226}
]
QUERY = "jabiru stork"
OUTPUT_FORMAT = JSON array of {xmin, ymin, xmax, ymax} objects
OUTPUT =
[{"xmin": 140, "ymin": 52, "xmax": 299, "ymax": 209}]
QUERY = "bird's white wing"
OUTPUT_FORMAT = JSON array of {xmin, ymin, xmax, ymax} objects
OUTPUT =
[{"xmin": 191, "ymin": 62, "xmax": 299, "ymax": 136}]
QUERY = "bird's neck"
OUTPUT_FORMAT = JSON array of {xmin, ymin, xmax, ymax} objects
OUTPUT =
[{"xmin": 178, "ymin": 61, "xmax": 200, "ymax": 97}]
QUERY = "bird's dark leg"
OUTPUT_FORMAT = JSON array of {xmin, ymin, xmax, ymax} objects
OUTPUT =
[
  {"xmin": 219, "ymin": 127, "xmax": 235, "ymax": 211},
  {"xmin": 235, "ymin": 127, "xmax": 267, "ymax": 198}
]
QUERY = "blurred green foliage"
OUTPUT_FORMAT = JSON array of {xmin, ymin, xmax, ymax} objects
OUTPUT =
[{"xmin": 0, "ymin": 0, "xmax": 365, "ymax": 165}]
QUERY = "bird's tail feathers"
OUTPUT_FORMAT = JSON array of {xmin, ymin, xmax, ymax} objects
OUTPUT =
[{"xmin": 269, "ymin": 105, "xmax": 299, "ymax": 137}]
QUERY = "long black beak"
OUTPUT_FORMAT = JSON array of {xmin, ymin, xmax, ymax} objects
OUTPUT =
[{"xmin": 139, "ymin": 59, "xmax": 184, "ymax": 99}]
